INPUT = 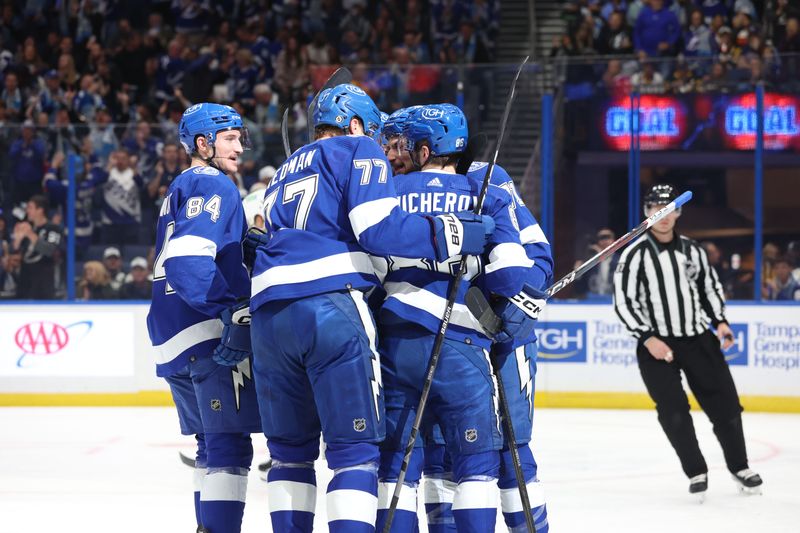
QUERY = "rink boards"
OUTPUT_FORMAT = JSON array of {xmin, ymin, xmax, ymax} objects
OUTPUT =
[{"xmin": 0, "ymin": 302, "xmax": 798, "ymax": 412}]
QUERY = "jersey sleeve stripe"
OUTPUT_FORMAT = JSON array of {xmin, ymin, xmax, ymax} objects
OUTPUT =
[
  {"xmin": 484, "ymin": 242, "xmax": 534, "ymax": 275},
  {"xmin": 383, "ymin": 281, "xmax": 484, "ymax": 331},
  {"xmin": 152, "ymin": 318, "xmax": 223, "ymax": 364},
  {"xmin": 519, "ymin": 223, "xmax": 549, "ymax": 245},
  {"xmin": 165, "ymin": 235, "xmax": 218, "ymax": 259},
  {"xmin": 251, "ymin": 251, "xmax": 376, "ymax": 296},
  {"xmin": 348, "ymin": 197, "xmax": 401, "ymax": 241}
]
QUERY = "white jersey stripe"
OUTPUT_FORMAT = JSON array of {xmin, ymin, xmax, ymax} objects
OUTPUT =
[
  {"xmin": 349, "ymin": 197, "xmax": 400, "ymax": 241},
  {"xmin": 484, "ymin": 242, "xmax": 534, "ymax": 275},
  {"xmin": 165, "ymin": 234, "xmax": 217, "ymax": 259},
  {"xmin": 268, "ymin": 480, "xmax": 317, "ymax": 513},
  {"xmin": 519, "ymin": 223, "xmax": 549, "ymax": 245},
  {"xmin": 152, "ymin": 318, "xmax": 223, "ymax": 364},
  {"xmin": 423, "ymin": 477, "xmax": 456, "ymax": 505},
  {"xmin": 499, "ymin": 480, "xmax": 546, "ymax": 512},
  {"xmin": 251, "ymin": 251, "xmax": 376, "ymax": 296},
  {"xmin": 383, "ymin": 281, "xmax": 484, "ymax": 331}
]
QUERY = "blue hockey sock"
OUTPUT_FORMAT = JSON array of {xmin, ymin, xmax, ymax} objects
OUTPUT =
[
  {"xmin": 268, "ymin": 461, "xmax": 317, "ymax": 533},
  {"xmin": 451, "ymin": 451, "xmax": 500, "ymax": 533},
  {"xmin": 200, "ymin": 468, "xmax": 248, "ymax": 533},
  {"xmin": 377, "ymin": 480, "xmax": 420, "ymax": 533},
  {"xmin": 423, "ymin": 474, "xmax": 457, "ymax": 533},
  {"xmin": 327, "ymin": 463, "xmax": 379, "ymax": 532},
  {"xmin": 498, "ymin": 445, "xmax": 549, "ymax": 533},
  {"xmin": 194, "ymin": 434, "xmax": 207, "ymax": 528}
]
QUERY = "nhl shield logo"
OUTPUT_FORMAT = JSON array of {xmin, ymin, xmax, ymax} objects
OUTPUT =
[
  {"xmin": 210, "ymin": 399, "xmax": 222, "ymax": 412},
  {"xmin": 353, "ymin": 418, "xmax": 367, "ymax": 432},
  {"xmin": 464, "ymin": 428, "xmax": 478, "ymax": 443}
]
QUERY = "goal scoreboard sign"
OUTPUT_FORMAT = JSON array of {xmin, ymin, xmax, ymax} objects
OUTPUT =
[{"xmin": 596, "ymin": 92, "xmax": 800, "ymax": 152}]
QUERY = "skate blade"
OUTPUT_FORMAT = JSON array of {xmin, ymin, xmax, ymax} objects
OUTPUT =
[
  {"xmin": 695, "ymin": 492, "xmax": 706, "ymax": 504},
  {"xmin": 738, "ymin": 485, "xmax": 763, "ymax": 496}
]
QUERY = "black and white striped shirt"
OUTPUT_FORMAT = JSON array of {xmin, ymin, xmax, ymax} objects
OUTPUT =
[{"xmin": 613, "ymin": 232, "xmax": 727, "ymax": 341}]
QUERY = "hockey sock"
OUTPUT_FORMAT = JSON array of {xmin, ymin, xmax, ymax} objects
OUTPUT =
[
  {"xmin": 423, "ymin": 474, "xmax": 457, "ymax": 533},
  {"xmin": 326, "ymin": 442, "xmax": 380, "ymax": 532},
  {"xmin": 452, "ymin": 451, "xmax": 500, "ymax": 533},
  {"xmin": 268, "ymin": 461, "xmax": 317, "ymax": 533},
  {"xmin": 201, "ymin": 433, "xmax": 252, "ymax": 533},
  {"xmin": 422, "ymin": 445, "xmax": 456, "ymax": 533},
  {"xmin": 498, "ymin": 445, "xmax": 548, "ymax": 533},
  {"xmin": 194, "ymin": 434, "xmax": 207, "ymax": 529},
  {"xmin": 377, "ymin": 446, "xmax": 424, "ymax": 532}
]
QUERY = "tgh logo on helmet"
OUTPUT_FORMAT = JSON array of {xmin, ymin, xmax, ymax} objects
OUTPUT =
[
  {"xmin": 422, "ymin": 108, "xmax": 445, "ymax": 120},
  {"xmin": 183, "ymin": 103, "xmax": 203, "ymax": 116},
  {"xmin": 345, "ymin": 85, "xmax": 366, "ymax": 96}
]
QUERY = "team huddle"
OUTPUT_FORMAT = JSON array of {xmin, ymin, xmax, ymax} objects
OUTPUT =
[{"xmin": 147, "ymin": 84, "xmax": 553, "ymax": 533}]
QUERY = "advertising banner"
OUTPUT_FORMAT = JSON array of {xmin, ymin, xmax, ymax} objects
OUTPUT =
[
  {"xmin": 535, "ymin": 304, "xmax": 800, "ymax": 398},
  {"xmin": 0, "ymin": 309, "xmax": 135, "ymax": 377}
]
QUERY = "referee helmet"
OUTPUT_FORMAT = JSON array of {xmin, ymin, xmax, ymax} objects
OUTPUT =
[{"xmin": 644, "ymin": 184, "xmax": 679, "ymax": 215}]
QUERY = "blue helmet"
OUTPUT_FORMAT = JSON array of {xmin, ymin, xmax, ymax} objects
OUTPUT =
[
  {"xmin": 178, "ymin": 103, "xmax": 251, "ymax": 155},
  {"xmin": 312, "ymin": 84, "xmax": 383, "ymax": 140},
  {"xmin": 403, "ymin": 104, "xmax": 468, "ymax": 156},
  {"xmin": 382, "ymin": 106, "xmax": 423, "ymax": 138}
]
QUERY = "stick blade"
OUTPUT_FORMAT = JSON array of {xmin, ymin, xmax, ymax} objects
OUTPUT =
[
  {"xmin": 281, "ymin": 107, "xmax": 291, "ymax": 158},
  {"xmin": 674, "ymin": 190, "xmax": 693, "ymax": 209},
  {"xmin": 465, "ymin": 287, "xmax": 502, "ymax": 336},
  {"xmin": 307, "ymin": 67, "xmax": 353, "ymax": 143}
]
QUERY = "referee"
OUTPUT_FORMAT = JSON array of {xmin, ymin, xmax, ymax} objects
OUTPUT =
[{"xmin": 613, "ymin": 184, "xmax": 763, "ymax": 497}]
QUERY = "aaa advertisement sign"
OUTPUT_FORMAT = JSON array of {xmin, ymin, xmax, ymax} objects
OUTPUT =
[{"xmin": 0, "ymin": 311, "xmax": 134, "ymax": 376}]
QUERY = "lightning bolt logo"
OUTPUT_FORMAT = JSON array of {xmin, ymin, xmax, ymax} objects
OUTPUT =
[
  {"xmin": 231, "ymin": 358, "xmax": 252, "ymax": 412},
  {"xmin": 515, "ymin": 346, "xmax": 533, "ymax": 421},
  {"xmin": 369, "ymin": 350, "xmax": 382, "ymax": 422},
  {"xmin": 483, "ymin": 350, "xmax": 502, "ymax": 434}
]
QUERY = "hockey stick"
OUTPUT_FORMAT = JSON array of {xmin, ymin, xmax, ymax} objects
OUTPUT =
[
  {"xmin": 279, "ymin": 67, "xmax": 353, "ymax": 158},
  {"xmin": 455, "ymin": 132, "xmax": 487, "ymax": 175},
  {"xmin": 306, "ymin": 66, "xmax": 352, "ymax": 143},
  {"xmin": 382, "ymin": 56, "xmax": 530, "ymax": 533},
  {"xmin": 280, "ymin": 108, "xmax": 291, "ymax": 158},
  {"xmin": 465, "ymin": 190, "xmax": 695, "ymax": 335}
]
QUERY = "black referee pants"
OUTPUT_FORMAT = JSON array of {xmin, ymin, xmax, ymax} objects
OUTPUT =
[{"xmin": 636, "ymin": 330, "xmax": 749, "ymax": 478}]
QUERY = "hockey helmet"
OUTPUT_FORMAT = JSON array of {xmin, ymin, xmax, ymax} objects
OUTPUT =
[
  {"xmin": 312, "ymin": 84, "xmax": 383, "ymax": 140},
  {"xmin": 643, "ymin": 184, "xmax": 679, "ymax": 215},
  {"xmin": 382, "ymin": 106, "xmax": 423, "ymax": 139},
  {"xmin": 178, "ymin": 103, "xmax": 251, "ymax": 155},
  {"xmin": 402, "ymin": 103, "xmax": 468, "ymax": 157}
]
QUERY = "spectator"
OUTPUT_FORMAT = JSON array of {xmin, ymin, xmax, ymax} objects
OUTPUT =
[
  {"xmin": 305, "ymin": 31, "xmax": 337, "ymax": 66},
  {"xmin": 631, "ymin": 60, "xmax": 666, "ymax": 93},
  {"xmin": 597, "ymin": 11, "xmax": 634, "ymax": 55},
  {"xmin": 787, "ymin": 241, "xmax": 800, "ymax": 280},
  {"xmin": 274, "ymin": 36, "xmax": 309, "ymax": 103},
  {"xmin": 88, "ymin": 106, "xmax": 119, "ymax": 161},
  {"xmin": 767, "ymin": 256, "xmax": 800, "ymax": 301},
  {"xmin": 79, "ymin": 260, "xmax": 118, "ymax": 300},
  {"xmin": 574, "ymin": 228, "xmax": 620, "ymax": 298},
  {"xmin": 453, "ymin": 21, "xmax": 491, "ymax": 63},
  {"xmin": 120, "ymin": 256, "xmax": 152, "ymax": 299},
  {"xmin": 1, "ymin": 71, "xmax": 22, "ymax": 121},
  {"xmin": 228, "ymin": 48, "xmax": 259, "ymax": 105},
  {"xmin": 146, "ymin": 141, "xmax": 183, "ymax": 222},
  {"xmin": 10, "ymin": 194, "xmax": 63, "ymax": 299},
  {"xmin": 9, "ymin": 121, "xmax": 46, "ymax": 206},
  {"xmin": 94, "ymin": 149, "xmax": 144, "ymax": 247},
  {"xmin": 683, "ymin": 9, "xmax": 713, "ymax": 58},
  {"xmin": 634, "ymin": 0, "xmax": 681, "ymax": 57},
  {"xmin": 102, "ymin": 246, "xmax": 127, "ymax": 291}
]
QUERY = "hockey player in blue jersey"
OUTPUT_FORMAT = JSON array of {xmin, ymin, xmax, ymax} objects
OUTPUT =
[
  {"xmin": 380, "ymin": 105, "xmax": 553, "ymax": 533},
  {"xmin": 374, "ymin": 103, "xmax": 535, "ymax": 533},
  {"xmin": 245, "ymin": 84, "xmax": 495, "ymax": 533},
  {"xmin": 146, "ymin": 103, "xmax": 261, "ymax": 533}
]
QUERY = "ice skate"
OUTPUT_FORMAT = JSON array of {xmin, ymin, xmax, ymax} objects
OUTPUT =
[
  {"xmin": 688, "ymin": 473, "xmax": 708, "ymax": 503},
  {"xmin": 732, "ymin": 469, "xmax": 763, "ymax": 495}
]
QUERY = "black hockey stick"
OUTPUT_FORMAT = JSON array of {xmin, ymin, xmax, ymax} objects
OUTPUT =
[
  {"xmin": 279, "ymin": 67, "xmax": 353, "ymax": 158},
  {"xmin": 179, "ymin": 451, "xmax": 273, "ymax": 474},
  {"xmin": 382, "ymin": 56, "xmax": 530, "ymax": 533},
  {"xmin": 280, "ymin": 108, "xmax": 291, "ymax": 158},
  {"xmin": 455, "ymin": 133, "xmax": 487, "ymax": 175},
  {"xmin": 306, "ymin": 66, "xmax": 352, "ymax": 144}
]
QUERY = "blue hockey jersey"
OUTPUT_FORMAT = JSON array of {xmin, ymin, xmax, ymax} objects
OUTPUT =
[
  {"xmin": 467, "ymin": 162, "xmax": 554, "ymax": 350},
  {"xmin": 147, "ymin": 165, "xmax": 250, "ymax": 377},
  {"xmin": 250, "ymin": 135, "xmax": 444, "ymax": 311},
  {"xmin": 379, "ymin": 169, "xmax": 532, "ymax": 348}
]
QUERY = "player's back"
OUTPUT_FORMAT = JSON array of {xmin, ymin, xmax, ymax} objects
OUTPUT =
[
  {"xmin": 380, "ymin": 169, "xmax": 530, "ymax": 348},
  {"xmin": 147, "ymin": 166, "xmax": 249, "ymax": 377}
]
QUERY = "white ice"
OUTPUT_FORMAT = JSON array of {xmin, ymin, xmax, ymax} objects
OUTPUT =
[{"xmin": 1, "ymin": 407, "xmax": 797, "ymax": 533}]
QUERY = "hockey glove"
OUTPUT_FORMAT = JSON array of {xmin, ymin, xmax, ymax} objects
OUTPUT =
[
  {"xmin": 492, "ymin": 284, "xmax": 547, "ymax": 344},
  {"xmin": 243, "ymin": 227, "xmax": 269, "ymax": 270},
  {"xmin": 431, "ymin": 211, "xmax": 496, "ymax": 262},
  {"xmin": 212, "ymin": 301, "xmax": 252, "ymax": 366}
]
